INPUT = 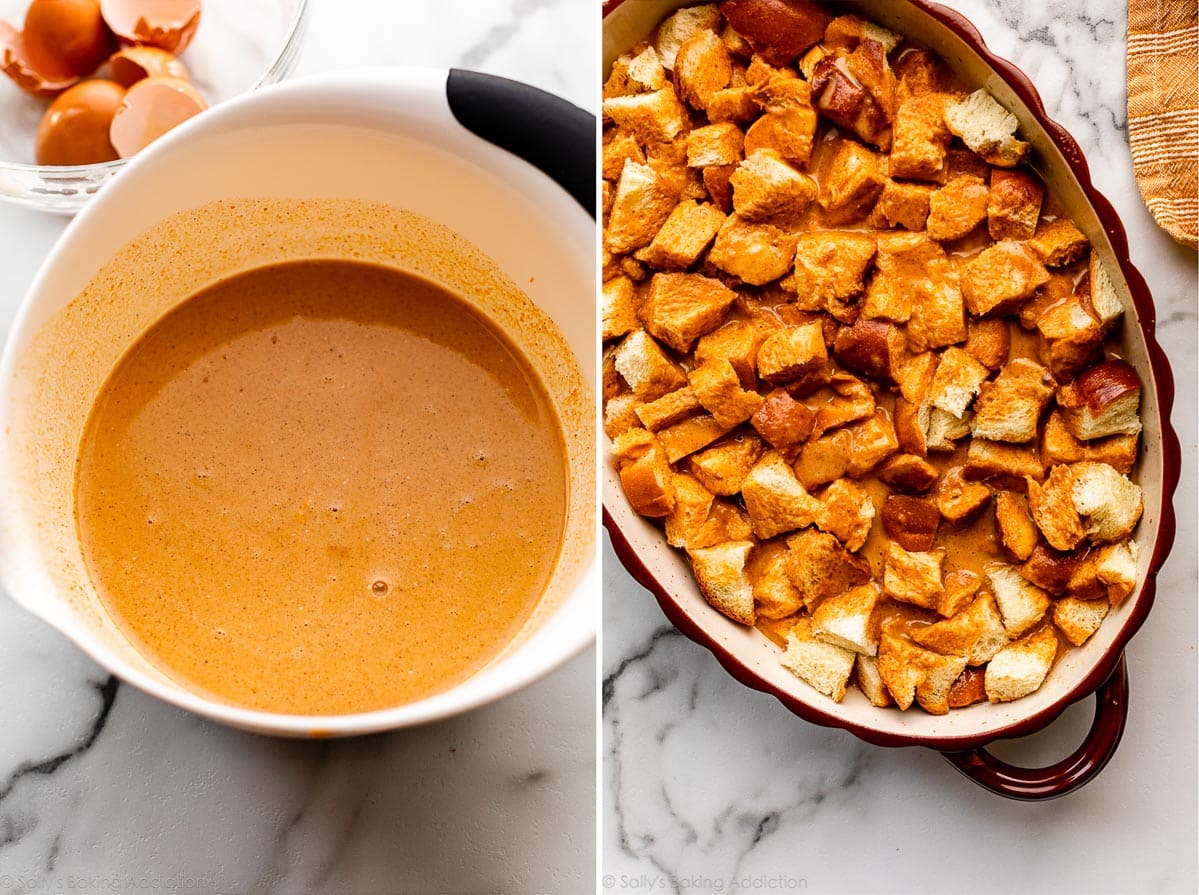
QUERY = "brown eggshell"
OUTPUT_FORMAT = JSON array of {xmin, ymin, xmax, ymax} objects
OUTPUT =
[
  {"xmin": 23, "ymin": 0, "xmax": 115, "ymax": 80},
  {"xmin": 0, "ymin": 19, "xmax": 80, "ymax": 96},
  {"xmin": 35, "ymin": 78, "xmax": 125, "ymax": 165},
  {"xmin": 109, "ymin": 44, "xmax": 186, "ymax": 86},
  {"xmin": 99, "ymin": 0, "xmax": 201, "ymax": 55},
  {"xmin": 108, "ymin": 74, "xmax": 205, "ymax": 158}
]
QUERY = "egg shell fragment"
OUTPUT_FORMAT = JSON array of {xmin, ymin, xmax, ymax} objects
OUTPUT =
[
  {"xmin": 99, "ymin": 0, "xmax": 201, "ymax": 54},
  {"xmin": 108, "ymin": 73, "xmax": 205, "ymax": 158}
]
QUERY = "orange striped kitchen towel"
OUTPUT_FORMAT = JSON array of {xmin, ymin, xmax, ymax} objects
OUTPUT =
[{"xmin": 1127, "ymin": 0, "xmax": 1198, "ymax": 251}]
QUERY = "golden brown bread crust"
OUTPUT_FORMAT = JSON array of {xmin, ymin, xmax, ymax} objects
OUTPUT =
[
  {"xmin": 719, "ymin": 0, "xmax": 832, "ymax": 66},
  {"xmin": 881, "ymin": 494, "xmax": 940, "ymax": 551}
]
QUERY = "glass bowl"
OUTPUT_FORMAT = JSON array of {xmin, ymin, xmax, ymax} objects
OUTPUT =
[{"xmin": 0, "ymin": 0, "xmax": 309, "ymax": 213}]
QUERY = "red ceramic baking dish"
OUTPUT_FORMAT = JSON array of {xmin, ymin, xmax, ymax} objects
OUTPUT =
[{"xmin": 601, "ymin": 0, "xmax": 1181, "ymax": 799}]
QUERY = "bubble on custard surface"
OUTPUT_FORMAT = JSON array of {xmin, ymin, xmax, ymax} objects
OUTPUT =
[{"xmin": 371, "ymin": 579, "xmax": 389, "ymax": 596}]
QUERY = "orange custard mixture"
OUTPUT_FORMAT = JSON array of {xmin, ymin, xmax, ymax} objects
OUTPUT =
[{"xmin": 75, "ymin": 258, "xmax": 568, "ymax": 715}]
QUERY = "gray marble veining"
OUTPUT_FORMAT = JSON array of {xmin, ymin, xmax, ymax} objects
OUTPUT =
[{"xmin": 603, "ymin": 2, "xmax": 1197, "ymax": 893}]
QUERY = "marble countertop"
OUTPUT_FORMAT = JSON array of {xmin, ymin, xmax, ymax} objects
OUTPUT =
[
  {"xmin": 603, "ymin": 2, "xmax": 1197, "ymax": 894},
  {"xmin": 0, "ymin": 1, "xmax": 596, "ymax": 893}
]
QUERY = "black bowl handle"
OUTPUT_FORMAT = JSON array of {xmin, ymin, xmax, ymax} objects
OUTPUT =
[
  {"xmin": 941, "ymin": 654, "xmax": 1129, "ymax": 800},
  {"xmin": 446, "ymin": 69, "xmax": 595, "ymax": 219}
]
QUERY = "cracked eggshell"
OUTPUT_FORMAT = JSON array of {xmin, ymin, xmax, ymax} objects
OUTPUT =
[
  {"xmin": 99, "ymin": 0, "xmax": 202, "ymax": 55},
  {"xmin": 109, "ymin": 44, "xmax": 187, "ymax": 86},
  {"xmin": 35, "ymin": 78, "xmax": 125, "ymax": 165},
  {"xmin": 108, "ymin": 73, "xmax": 205, "ymax": 157},
  {"xmin": 0, "ymin": 18, "xmax": 80, "ymax": 96}
]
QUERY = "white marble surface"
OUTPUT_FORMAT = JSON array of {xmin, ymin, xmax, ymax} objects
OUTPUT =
[
  {"xmin": 0, "ymin": 1, "xmax": 597, "ymax": 893},
  {"xmin": 603, "ymin": 2, "xmax": 1198, "ymax": 893}
]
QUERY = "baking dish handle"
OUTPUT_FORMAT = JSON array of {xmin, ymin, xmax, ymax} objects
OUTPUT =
[{"xmin": 941, "ymin": 654, "xmax": 1129, "ymax": 800}]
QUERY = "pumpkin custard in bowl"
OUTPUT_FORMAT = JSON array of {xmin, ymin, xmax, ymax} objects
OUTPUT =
[{"xmin": 602, "ymin": 0, "xmax": 1178, "ymax": 795}]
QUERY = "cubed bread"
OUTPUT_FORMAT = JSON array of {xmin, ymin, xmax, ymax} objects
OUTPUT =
[
  {"xmin": 948, "ymin": 667, "xmax": 988, "ymax": 708},
  {"xmin": 1086, "ymin": 254, "xmax": 1123, "ymax": 331},
  {"xmin": 815, "ymin": 478, "xmax": 876, "ymax": 551},
  {"xmin": 1096, "ymin": 539, "xmax": 1138, "ymax": 605},
  {"xmin": 603, "ymin": 129, "xmax": 647, "ymax": 181},
  {"xmin": 911, "ymin": 592, "xmax": 1008, "ymax": 664},
  {"xmin": 686, "ymin": 122, "xmax": 746, "ymax": 167},
  {"xmin": 984, "ymin": 626, "xmax": 1058, "ymax": 702},
  {"xmin": 1035, "ymin": 295, "xmax": 1103, "ymax": 380},
  {"xmin": 995, "ymin": 490, "xmax": 1039, "ymax": 560},
  {"xmin": 878, "ymin": 454, "xmax": 939, "ymax": 493},
  {"xmin": 654, "ymin": 3, "xmax": 723, "ymax": 70},
  {"xmin": 618, "ymin": 452, "xmax": 675, "ymax": 516},
  {"xmin": 604, "ymin": 393, "xmax": 641, "ymax": 439},
  {"xmin": 707, "ymin": 215, "xmax": 799, "ymax": 284},
  {"xmin": 730, "ymin": 152, "xmax": 816, "ymax": 225},
  {"xmin": 876, "ymin": 631, "xmax": 968, "ymax": 714},
  {"xmin": 692, "ymin": 498, "xmax": 755, "ymax": 546},
  {"xmin": 751, "ymin": 389, "xmax": 816, "ymax": 460},
  {"xmin": 855, "ymin": 654, "xmax": 895, "ymax": 707},
  {"xmin": 1019, "ymin": 543, "xmax": 1085, "ymax": 596},
  {"xmin": 926, "ymin": 174, "xmax": 989, "ymax": 241},
  {"xmin": 875, "ymin": 178, "xmax": 934, "ymax": 230},
  {"xmin": 687, "ymin": 433, "xmax": 765, "ymax": 495},
  {"xmin": 1029, "ymin": 218, "xmax": 1089, "ymax": 267},
  {"xmin": 943, "ymin": 89, "xmax": 1030, "ymax": 167},
  {"xmin": 707, "ymin": 85, "xmax": 759, "ymax": 124},
  {"xmin": 792, "ymin": 231, "xmax": 877, "ymax": 312},
  {"xmin": 1041, "ymin": 409, "xmax": 1139, "ymax": 475},
  {"xmin": 781, "ymin": 617, "xmax": 856, "ymax": 702},
  {"xmin": 964, "ymin": 317, "xmax": 1011, "ymax": 371},
  {"xmin": 756, "ymin": 321, "xmax": 828, "ymax": 384},
  {"xmin": 824, "ymin": 14, "xmax": 901, "ymax": 52},
  {"xmin": 664, "ymin": 473, "xmax": 716, "ymax": 548},
  {"xmin": 1071, "ymin": 461, "xmax": 1144, "ymax": 543},
  {"xmin": 883, "ymin": 542, "xmax": 945, "ymax": 611},
  {"xmin": 645, "ymin": 138, "xmax": 708, "ymax": 201},
  {"xmin": 817, "ymin": 138, "xmax": 887, "ymax": 225},
  {"xmin": 795, "ymin": 429, "xmax": 852, "ymax": 490},
  {"xmin": 961, "ymin": 240, "xmax": 1050, "ymax": 316},
  {"xmin": 987, "ymin": 168, "xmax": 1043, "ymax": 240},
  {"xmin": 1057, "ymin": 359, "xmax": 1143, "ymax": 440},
  {"xmin": 688, "ymin": 360, "xmax": 763, "ymax": 428},
  {"xmin": 720, "ymin": 0, "xmax": 831, "ymax": 66},
  {"xmin": 986, "ymin": 565, "xmax": 1051, "ymax": 637},
  {"xmin": 1053, "ymin": 596, "xmax": 1110, "ymax": 647},
  {"xmin": 603, "ymin": 88, "xmax": 691, "ymax": 146},
  {"xmin": 605, "ymin": 161, "xmax": 679, "ymax": 254},
  {"xmin": 928, "ymin": 346, "xmax": 990, "ymax": 418},
  {"xmin": 674, "ymin": 28, "xmax": 733, "ymax": 110},
  {"xmin": 925, "ymin": 406, "xmax": 972, "ymax": 452},
  {"xmin": 602, "ymin": 275, "xmax": 640, "ymax": 342},
  {"xmin": 832, "ymin": 317, "xmax": 905, "ymax": 384},
  {"xmin": 741, "ymin": 451, "xmax": 821, "ymax": 538},
  {"xmin": 635, "ymin": 385, "xmax": 702, "ymax": 431},
  {"xmin": 861, "ymin": 232, "xmax": 944, "ymax": 323},
  {"xmin": 813, "ymin": 374, "xmax": 875, "ymax": 436},
  {"xmin": 640, "ymin": 272, "xmax": 738, "ymax": 353},
  {"xmin": 604, "ymin": 45, "xmax": 667, "ymax": 99},
  {"xmin": 811, "ymin": 582, "xmax": 881, "ymax": 655},
  {"xmin": 638, "ymin": 200, "xmax": 727, "ymax": 271},
  {"xmin": 881, "ymin": 494, "xmax": 940, "ymax": 552},
  {"xmin": 808, "ymin": 49, "xmax": 892, "ymax": 150},
  {"xmin": 614, "ymin": 329, "xmax": 687, "ymax": 400},
  {"xmin": 906, "ymin": 275, "xmax": 968, "ymax": 353},
  {"xmin": 936, "ymin": 466, "xmax": 993, "ymax": 523},
  {"xmin": 752, "ymin": 549, "xmax": 803, "ymax": 619},
  {"xmin": 844, "ymin": 412, "xmax": 900, "ymax": 477},
  {"xmin": 785, "ymin": 527, "xmax": 872, "ymax": 612},
  {"xmin": 970, "ymin": 358, "xmax": 1054, "ymax": 442},
  {"xmin": 689, "ymin": 540, "xmax": 756, "ymax": 624},
  {"xmin": 964, "ymin": 438, "xmax": 1045, "ymax": 483},
  {"xmin": 889, "ymin": 93, "xmax": 951, "ymax": 180},
  {"xmin": 1028, "ymin": 464, "xmax": 1086, "ymax": 551},
  {"xmin": 695, "ymin": 319, "xmax": 759, "ymax": 388},
  {"xmin": 657, "ymin": 413, "xmax": 732, "ymax": 463}
]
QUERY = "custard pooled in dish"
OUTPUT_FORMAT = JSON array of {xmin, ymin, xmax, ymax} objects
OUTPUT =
[{"xmin": 602, "ymin": 0, "xmax": 1143, "ymax": 713}]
